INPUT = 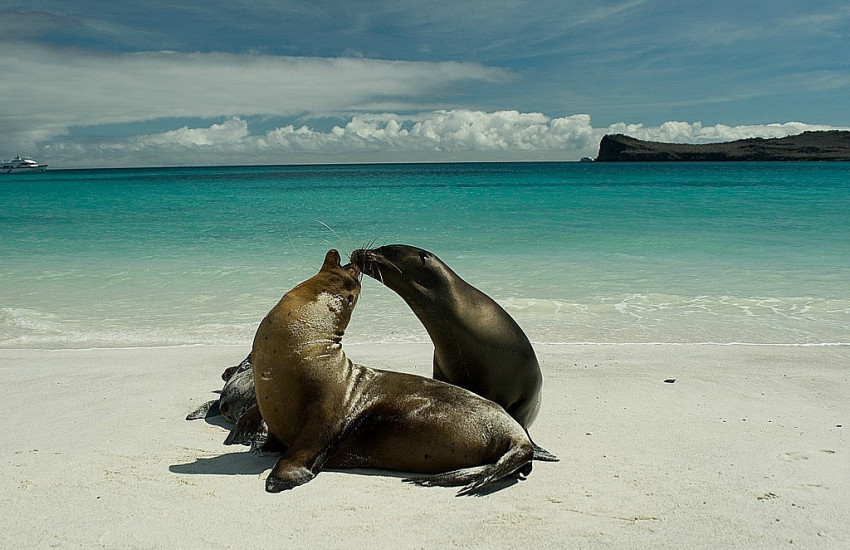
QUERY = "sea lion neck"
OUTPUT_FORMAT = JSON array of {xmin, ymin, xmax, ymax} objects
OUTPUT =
[
  {"xmin": 270, "ymin": 250, "xmax": 360, "ymax": 355},
  {"xmin": 268, "ymin": 289, "xmax": 351, "ymax": 359}
]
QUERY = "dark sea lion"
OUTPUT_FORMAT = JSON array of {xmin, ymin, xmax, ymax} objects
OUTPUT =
[
  {"xmin": 248, "ymin": 249, "xmax": 534, "ymax": 495},
  {"xmin": 187, "ymin": 354, "xmax": 256, "ymax": 424},
  {"xmin": 349, "ymin": 245, "xmax": 544, "ymax": 429}
]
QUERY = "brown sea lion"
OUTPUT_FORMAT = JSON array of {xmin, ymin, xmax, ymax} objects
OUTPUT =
[
  {"xmin": 349, "ymin": 245, "xmax": 544, "ymax": 429},
  {"xmin": 247, "ymin": 249, "xmax": 534, "ymax": 495}
]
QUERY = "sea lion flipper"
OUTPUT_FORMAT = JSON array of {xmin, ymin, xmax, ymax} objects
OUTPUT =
[
  {"xmin": 532, "ymin": 443, "xmax": 558, "ymax": 462},
  {"xmin": 265, "ymin": 457, "xmax": 316, "ymax": 493},
  {"xmin": 404, "ymin": 466, "xmax": 488, "ymax": 488},
  {"xmin": 264, "ymin": 435, "xmax": 334, "ymax": 493},
  {"xmin": 525, "ymin": 429, "xmax": 558, "ymax": 461},
  {"xmin": 263, "ymin": 411, "xmax": 349, "ymax": 493},
  {"xmin": 404, "ymin": 444, "xmax": 533, "ymax": 496},
  {"xmin": 186, "ymin": 400, "xmax": 220, "ymax": 420},
  {"xmin": 224, "ymin": 404, "xmax": 264, "ymax": 446}
]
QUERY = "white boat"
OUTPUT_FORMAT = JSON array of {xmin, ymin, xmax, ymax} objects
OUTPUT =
[{"xmin": 2, "ymin": 155, "xmax": 48, "ymax": 173}]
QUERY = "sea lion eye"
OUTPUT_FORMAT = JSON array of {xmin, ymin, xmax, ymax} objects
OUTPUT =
[{"xmin": 418, "ymin": 251, "xmax": 429, "ymax": 266}]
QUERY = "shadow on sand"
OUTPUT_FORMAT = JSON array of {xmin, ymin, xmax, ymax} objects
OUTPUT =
[{"xmin": 169, "ymin": 450, "xmax": 524, "ymax": 496}]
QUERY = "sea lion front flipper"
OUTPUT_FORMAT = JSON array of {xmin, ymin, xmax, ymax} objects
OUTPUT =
[
  {"xmin": 265, "ymin": 455, "xmax": 316, "ymax": 493},
  {"xmin": 264, "ymin": 417, "xmax": 343, "ymax": 493},
  {"xmin": 264, "ymin": 437, "xmax": 333, "ymax": 493},
  {"xmin": 186, "ymin": 399, "xmax": 220, "ymax": 420},
  {"xmin": 224, "ymin": 404, "xmax": 264, "ymax": 446}
]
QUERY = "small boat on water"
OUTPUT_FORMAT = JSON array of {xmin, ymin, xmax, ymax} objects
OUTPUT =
[{"xmin": 2, "ymin": 155, "xmax": 48, "ymax": 173}]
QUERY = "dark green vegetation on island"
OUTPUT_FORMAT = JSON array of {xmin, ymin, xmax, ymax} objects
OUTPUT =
[{"xmin": 595, "ymin": 130, "xmax": 850, "ymax": 161}]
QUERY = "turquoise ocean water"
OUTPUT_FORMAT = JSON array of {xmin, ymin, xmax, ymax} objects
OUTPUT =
[{"xmin": 1, "ymin": 162, "xmax": 848, "ymax": 348}]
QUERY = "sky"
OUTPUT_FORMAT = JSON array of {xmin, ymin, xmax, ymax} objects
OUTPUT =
[{"xmin": 2, "ymin": 1, "xmax": 849, "ymax": 167}]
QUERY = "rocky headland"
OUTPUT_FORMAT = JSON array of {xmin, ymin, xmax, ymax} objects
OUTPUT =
[{"xmin": 595, "ymin": 130, "xmax": 850, "ymax": 161}]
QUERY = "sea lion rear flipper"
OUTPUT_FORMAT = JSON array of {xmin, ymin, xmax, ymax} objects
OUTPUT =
[
  {"xmin": 404, "ymin": 443, "xmax": 533, "ymax": 496},
  {"xmin": 224, "ymin": 404, "xmax": 264, "ymax": 446},
  {"xmin": 186, "ymin": 399, "xmax": 220, "ymax": 420},
  {"xmin": 532, "ymin": 443, "xmax": 558, "ymax": 462}
]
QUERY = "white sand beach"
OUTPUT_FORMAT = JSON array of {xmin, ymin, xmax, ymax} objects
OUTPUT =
[{"xmin": 1, "ymin": 343, "xmax": 847, "ymax": 549}]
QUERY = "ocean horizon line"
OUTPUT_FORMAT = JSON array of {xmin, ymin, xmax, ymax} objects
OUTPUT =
[
  {"xmin": 23, "ymin": 159, "xmax": 594, "ymax": 172},
  {"xmin": 28, "ymin": 158, "xmax": 850, "ymax": 173}
]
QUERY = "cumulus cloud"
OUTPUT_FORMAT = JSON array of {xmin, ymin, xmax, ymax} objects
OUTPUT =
[
  {"xmin": 140, "ymin": 118, "xmax": 250, "ymax": 147},
  {"xmin": 40, "ymin": 111, "xmax": 601, "ymax": 165},
  {"xmin": 259, "ymin": 111, "xmax": 595, "ymax": 153},
  {"xmin": 38, "ymin": 110, "xmax": 849, "ymax": 167}
]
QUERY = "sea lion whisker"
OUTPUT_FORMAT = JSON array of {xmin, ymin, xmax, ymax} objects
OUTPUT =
[
  {"xmin": 365, "ymin": 237, "xmax": 380, "ymax": 250},
  {"xmin": 315, "ymin": 220, "xmax": 352, "ymax": 255},
  {"xmin": 379, "ymin": 256, "xmax": 403, "ymax": 274},
  {"xmin": 286, "ymin": 228, "xmax": 315, "ymax": 270}
]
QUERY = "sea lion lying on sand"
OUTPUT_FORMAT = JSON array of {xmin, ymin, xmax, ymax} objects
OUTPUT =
[
  {"xmin": 235, "ymin": 249, "xmax": 535, "ymax": 495},
  {"xmin": 350, "ymin": 244, "xmax": 544, "ymax": 427},
  {"xmin": 186, "ymin": 354, "xmax": 256, "ymax": 424},
  {"xmin": 351, "ymin": 244, "xmax": 555, "ymax": 460}
]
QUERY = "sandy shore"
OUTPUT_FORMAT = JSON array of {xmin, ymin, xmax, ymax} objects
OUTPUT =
[{"xmin": 1, "ymin": 343, "xmax": 847, "ymax": 549}]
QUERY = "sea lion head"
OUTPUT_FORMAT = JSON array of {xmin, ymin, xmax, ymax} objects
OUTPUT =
[
  {"xmin": 350, "ymin": 244, "xmax": 455, "ymax": 302},
  {"xmin": 317, "ymin": 248, "xmax": 361, "ymax": 309},
  {"xmin": 217, "ymin": 356, "xmax": 256, "ymax": 423},
  {"xmin": 279, "ymin": 249, "xmax": 361, "ymax": 343}
]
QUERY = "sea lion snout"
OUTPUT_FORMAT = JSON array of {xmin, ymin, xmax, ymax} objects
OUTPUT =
[
  {"xmin": 350, "ymin": 246, "xmax": 411, "ymax": 286},
  {"xmin": 349, "ymin": 248, "xmax": 376, "ymax": 275}
]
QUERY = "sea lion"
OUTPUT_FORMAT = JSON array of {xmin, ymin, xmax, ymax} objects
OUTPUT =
[
  {"xmin": 349, "ymin": 245, "xmax": 544, "ymax": 429},
  {"xmin": 187, "ymin": 354, "xmax": 256, "ymax": 424},
  {"xmin": 247, "ymin": 249, "xmax": 534, "ymax": 495}
]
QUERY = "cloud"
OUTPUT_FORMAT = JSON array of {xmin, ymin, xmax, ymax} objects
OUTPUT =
[
  {"xmin": 261, "ymin": 111, "xmax": 596, "ymax": 153},
  {"xmin": 37, "ymin": 111, "xmax": 849, "ymax": 167},
  {"xmin": 43, "ymin": 111, "xmax": 601, "ymax": 165},
  {"xmin": 603, "ymin": 120, "xmax": 847, "ymax": 144},
  {"xmin": 0, "ymin": 42, "xmax": 512, "ymax": 150},
  {"xmin": 141, "ymin": 118, "xmax": 250, "ymax": 147}
]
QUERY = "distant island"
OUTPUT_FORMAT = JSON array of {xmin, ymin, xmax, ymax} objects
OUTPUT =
[{"xmin": 594, "ymin": 130, "xmax": 850, "ymax": 161}]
